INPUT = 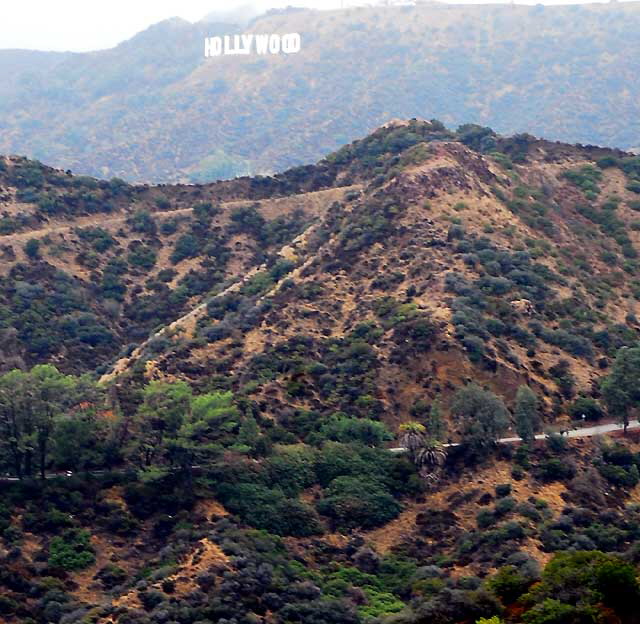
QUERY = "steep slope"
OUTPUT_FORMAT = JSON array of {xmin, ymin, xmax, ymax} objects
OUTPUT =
[{"xmin": 1, "ymin": 3, "xmax": 640, "ymax": 182}]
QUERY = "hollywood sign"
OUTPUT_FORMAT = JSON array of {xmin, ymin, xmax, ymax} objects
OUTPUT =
[{"xmin": 204, "ymin": 33, "xmax": 301, "ymax": 58}]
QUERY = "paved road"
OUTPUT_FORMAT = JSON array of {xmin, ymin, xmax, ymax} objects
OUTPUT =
[
  {"xmin": 388, "ymin": 419, "xmax": 640, "ymax": 453},
  {"xmin": 2, "ymin": 420, "xmax": 638, "ymax": 482},
  {"xmin": 497, "ymin": 419, "xmax": 640, "ymax": 444}
]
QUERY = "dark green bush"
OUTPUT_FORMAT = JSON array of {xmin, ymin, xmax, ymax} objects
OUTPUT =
[
  {"xmin": 48, "ymin": 529, "xmax": 95, "ymax": 571},
  {"xmin": 316, "ymin": 476, "xmax": 401, "ymax": 530}
]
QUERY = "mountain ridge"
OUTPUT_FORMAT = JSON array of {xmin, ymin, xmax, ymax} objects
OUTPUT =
[{"xmin": 1, "ymin": 2, "xmax": 639, "ymax": 182}]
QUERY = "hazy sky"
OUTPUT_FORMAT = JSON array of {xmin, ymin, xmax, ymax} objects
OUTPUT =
[{"xmin": 0, "ymin": 0, "xmax": 631, "ymax": 52}]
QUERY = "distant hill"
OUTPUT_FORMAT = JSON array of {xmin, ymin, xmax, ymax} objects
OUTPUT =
[{"xmin": 0, "ymin": 2, "xmax": 639, "ymax": 182}]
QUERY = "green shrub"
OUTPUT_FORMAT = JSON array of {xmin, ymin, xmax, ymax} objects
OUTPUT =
[
  {"xmin": 316, "ymin": 476, "xmax": 401, "ymax": 530},
  {"xmin": 97, "ymin": 564, "xmax": 128, "ymax": 589},
  {"xmin": 495, "ymin": 483, "xmax": 512, "ymax": 497},
  {"xmin": 536, "ymin": 458, "xmax": 576, "ymax": 482},
  {"xmin": 217, "ymin": 483, "xmax": 322, "ymax": 537},
  {"xmin": 128, "ymin": 244, "xmax": 157, "ymax": 270},
  {"xmin": 487, "ymin": 565, "xmax": 532, "ymax": 603},
  {"xmin": 48, "ymin": 529, "xmax": 95, "ymax": 570},
  {"xmin": 562, "ymin": 166, "xmax": 602, "ymax": 196},
  {"xmin": 627, "ymin": 180, "xmax": 640, "ymax": 194},
  {"xmin": 171, "ymin": 233, "xmax": 200, "ymax": 263},
  {"xmin": 128, "ymin": 210, "xmax": 158, "ymax": 235},
  {"xmin": 522, "ymin": 551, "xmax": 640, "ymax": 620},
  {"xmin": 477, "ymin": 509, "xmax": 496, "ymax": 529},
  {"xmin": 495, "ymin": 497, "xmax": 517, "ymax": 516},
  {"xmin": 598, "ymin": 463, "xmax": 639, "ymax": 487},
  {"xmin": 319, "ymin": 414, "xmax": 391, "ymax": 447},
  {"xmin": 568, "ymin": 397, "xmax": 604, "ymax": 422},
  {"xmin": 24, "ymin": 238, "xmax": 40, "ymax": 259}
]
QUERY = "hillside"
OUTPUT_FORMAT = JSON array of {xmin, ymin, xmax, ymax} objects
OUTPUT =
[
  {"xmin": 0, "ymin": 148, "xmax": 364, "ymax": 373},
  {"xmin": 1, "ymin": 2, "xmax": 640, "ymax": 182},
  {"xmin": 3, "ymin": 122, "xmax": 640, "ymax": 624},
  {"xmin": 96, "ymin": 120, "xmax": 640, "ymax": 429},
  {"xmin": 3, "ymin": 119, "xmax": 640, "ymax": 418}
]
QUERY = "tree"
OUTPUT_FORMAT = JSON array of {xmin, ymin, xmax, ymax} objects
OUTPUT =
[
  {"xmin": 321, "ymin": 414, "xmax": 391, "ymax": 447},
  {"xmin": 316, "ymin": 476, "xmax": 401, "ymax": 530},
  {"xmin": 0, "ymin": 369, "xmax": 34, "ymax": 477},
  {"xmin": 601, "ymin": 346, "xmax": 640, "ymax": 432},
  {"xmin": 567, "ymin": 397, "xmax": 604, "ymax": 422},
  {"xmin": 398, "ymin": 421, "xmax": 427, "ymax": 459},
  {"xmin": 410, "ymin": 398, "xmax": 447, "ymax": 441},
  {"xmin": 414, "ymin": 443, "xmax": 447, "ymax": 483},
  {"xmin": 514, "ymin": 385, "xmax": 539, "ymax": 445},
  {"xmin": 0, "ymin": 365, "xmax": 100, "ymax": 478},
  {"xmin": 166, "ymin": 391, "xmax": 239, "ymax": 486},
  {"xmin": 398, "ymin": 420, "xmax": 447, "ymax": 483},
  {"xmin": 134, "ymin": 381, "xmax": 192, "ymax": 467},
  {"xmin": 218, "ymin": 482, "xmax": 322, "ymax": 537},
  {"xmin": 522, "ymin": 551, "xmax": 640, "ymax": 621},
  {"xmin": 51, "ymin": 412, "xmax": 103, "ymax": 471},
  {"xmin": 236, "ymin": 414, "xmax": 260, "ymax": 451},
  {"xmin": 427, "ymin": 399, "xmax": 447, "ymax": 442},
  {"xmin": 452, "ymin": 384, "xmax": 510, "ymax": 453}
]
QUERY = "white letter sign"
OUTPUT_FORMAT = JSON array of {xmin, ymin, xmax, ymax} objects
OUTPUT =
[{"xmin": 204, "ymin": 33, "xmax": 301, "ymax": 58}]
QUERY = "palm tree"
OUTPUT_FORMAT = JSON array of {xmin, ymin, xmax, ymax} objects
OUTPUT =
[
  {"xmin": 398, "ymin": 421, "xmax": 447, "ymax": 484},
  {"xmin": 415, "ymin": 441, "xmax": 447, "ymax": 484},
  {"xmin": 415, "ymin": 442, "xmax": 447, "ymax": 469},
  {"xmin": 398, "ymin": 421, "xmax": 426, "ymax": 461}
]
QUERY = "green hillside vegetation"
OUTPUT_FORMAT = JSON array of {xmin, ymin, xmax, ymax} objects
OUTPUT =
[
  {"xmin": 0, "ymin": 3, "xmax": 639, "ymax": 182},
  {"xmin": 2, "ymin": 121, "xmax": 640, "ymax": 623}
]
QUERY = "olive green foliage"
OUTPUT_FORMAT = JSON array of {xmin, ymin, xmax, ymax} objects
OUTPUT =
[
  {"xmin": 0, "ymin": 263, "xmax": 117, "ymax": 368},
  {"xmin": 323, "ymin": 561, "xmax": 413, "ymax": 619},
  {"xmin": 562, "ymin": 165, "xmax": 602, "ymax": 198},
  {"xmin": 486, "ymin": 565, "xmax": 532, "ymax": 604},
  {"xmin": 522, "ymin": 551, "xmax": 640, "ymax": 621},
  {"xmin": 228, "ymin": 204, "xmax": 308, "ymax": 246},
  {"xmin": 0, "ymin": 365, "xmax": 102, "ymax": 477},
  {"xmin": 316, "ymin": 475, "xmax": 401, "ymax": 530},
  {"xmin": 48, "ymin": 529, "xmax": 95, "ymax": 570},
  {"xmin": 247, "ymin": 329, "xmax": 383, "ymax": 417},
  {"xmin": 601, "ymin": 346, "xmax": 640, "ymax": 429},
  {"xmin": 452, "ymin": 384, "xmax": 510, "ymax": 453},
  {"xmin": 567, "ymin": 396, "xmax": 604, "ymax": 422},
  {"xmin": 218, "ymin": 482, "xmax": 323, "ymax": 537},
  {"xmin": 514, "ymin": 385, "xmax": 539, "ymax": 445},
  {"xmin": 76, "ymin": 226, "xmax": 115, "ymax": 252},
  {"xmin": 127, "ymin": 243, "xmax": 157, "ymax": 270},
  {"xmin": 24, "ymin": 238, "xmax": 41, "ymax": 259},
  {"xmin": 319, "ymin": 413, "xmax": 392, "ymax": 447},
  {"xmin": 127, "ymin": 209, "xmax": 157, "ymax": 235}
]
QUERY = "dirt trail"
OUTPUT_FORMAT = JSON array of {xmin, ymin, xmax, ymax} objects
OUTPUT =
[
  {"xmin": 99, "ymin": 185, "xmax": 359, "ymax": 382},
  {"xmin": 100, "ymin": 222, "xmax": 320, "ymax": 382},
  {"xmin": 0, "ymin": 186, "xmax": 356, "ymax": 247},
  {"xmin": 0, "ymin": 208, "xmax": 192, "ymax": 246}
]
